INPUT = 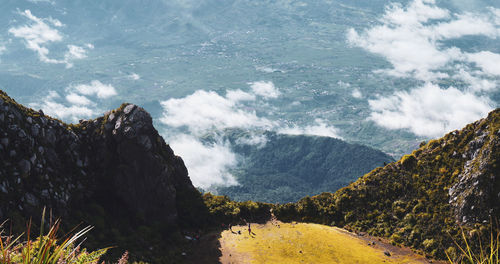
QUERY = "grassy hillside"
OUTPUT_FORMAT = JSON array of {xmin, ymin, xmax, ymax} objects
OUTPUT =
[
  {"xmin": 274, "ymin": 109, "xmax": 500, "ymax": 260},
  {"xmin": 213, "ymin": 130, "xmax": 394, "ymax": 203}
]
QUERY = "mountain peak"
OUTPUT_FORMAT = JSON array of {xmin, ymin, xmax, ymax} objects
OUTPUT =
[{"xmin": 0, "ymin": 89, "xmax": 207, "ymax": 258}]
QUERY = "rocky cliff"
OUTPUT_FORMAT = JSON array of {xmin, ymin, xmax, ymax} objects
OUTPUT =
[
  {"xmin": 0, "ymin": 90, "xmax": 207, "ymax": 260},
  {"xmin": 275, "ymin": 108, "xmax": 500, "ymax": 258}
]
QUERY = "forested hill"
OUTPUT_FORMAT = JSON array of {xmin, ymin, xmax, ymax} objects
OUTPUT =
[{"xmin": 214, "ymin": 130, "xmax": 394, "ymax": 203}]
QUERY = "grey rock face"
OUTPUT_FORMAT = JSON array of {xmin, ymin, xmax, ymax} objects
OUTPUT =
[
  {"xmin": 0, "ymin": 93, "xmax": 202, "ymax": 230},
  {"xmin": 448, "ymin": 119, "xmax": 500, "ymax": 224},
  {"xmin": 18, "ymin": 159, "xmax": 31, "ymax": 175}
]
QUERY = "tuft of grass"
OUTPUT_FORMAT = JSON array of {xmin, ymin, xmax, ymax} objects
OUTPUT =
[
  {"xmin": 0, "ymin": 209, "xmax": 112, "ymax": 264},
  {"xmin": 447, "ymin": 226, "xmax": 499, "ymax": 264}
]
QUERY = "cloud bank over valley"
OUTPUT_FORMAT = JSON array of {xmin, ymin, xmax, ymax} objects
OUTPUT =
[
  {"xmin": 348, "ymin": 0, "xmax": 500, "ymax": 137},
  {"xmin": 160, "ymin": 81, "xmax": 342, "ymax": 189}
]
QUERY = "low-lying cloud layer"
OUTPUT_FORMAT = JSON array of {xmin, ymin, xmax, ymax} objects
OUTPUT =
[
  {"xmin": 348, "ymin": 0, "xmax": 499, "ymax": 137},
  {"xmin": 249, "ymin": 81, "xmax": 281, "ymax": 99},
  {"xmin": 168, "ymin": 134, "xmax": 239, "ymax": 189},
  {"xmin": 278, "ymin": 119, "xmax": 342, "ymax": 139},
  {"xmin": 368, "ymin": 83, "xmax": 492, "ymax": 137},
  {"xmin": 160, "ymin": 81, "xmax": 341, "ymax": 189},
  {"xmin": 9, "ymin": 10, "xmax": 92, "ymax": 68},
  {"xmin": 160, "ymin": 89, "xmax": 274, "ymax": 136},
  {"xmin": 30, "ymin": 80, "xmax": 117, "ymax": 122}
]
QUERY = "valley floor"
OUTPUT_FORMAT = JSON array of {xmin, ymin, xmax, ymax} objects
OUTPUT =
[{"xmin": 185, "ymin": 221, "xmax": 441, "ymax": 264}]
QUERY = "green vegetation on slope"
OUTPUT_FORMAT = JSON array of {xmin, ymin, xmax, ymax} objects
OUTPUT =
[
  {"xmin": 202, "ymin": 193, "xmax": 272, "ymax": 224},
  {"xmin": 274, "ymin": 109, "xmax": 500, "ymax": 260},
  {"xmin": 212, "ymin": 129, "xmax": 394, "ymax": 203}
]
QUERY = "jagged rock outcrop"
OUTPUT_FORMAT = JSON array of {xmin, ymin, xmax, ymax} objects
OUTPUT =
[
  {"xmin": 448, "ymin": 116, "xmax": 500, "ymax": 224},
  {"xmin": 0, "ymin": 89, "xmax": 206, "ymax": 237},
  {"xmin": 275, "ymin": 108, "xmax": 500, "ymax": 258}
]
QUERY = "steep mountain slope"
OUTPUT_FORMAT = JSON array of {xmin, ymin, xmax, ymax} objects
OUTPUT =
[
  {"xmin": 275, "ymin": 108, "xmax": 500, "ymax": 259},
  {"xmin": 214, "ymin": 130, "xmax": 394, "ymax": 203},
  {"xmin": 0, "ymin": 89, "xmax": 209, "ymax": 261}
]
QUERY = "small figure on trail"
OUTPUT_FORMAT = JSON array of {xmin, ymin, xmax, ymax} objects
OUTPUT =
[
  {"xmin": 194, "ymin": 229, "xmax": 203, "ymax": 243},
  {"xmin": 229, "ymin": 223, "xmax": 237, "ymax": 234},
  {"xmin": 248, "ymin": 222, "xmax": 252, "ymax": 236}
]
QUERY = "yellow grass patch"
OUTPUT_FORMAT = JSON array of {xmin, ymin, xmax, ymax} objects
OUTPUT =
[{"xmin": 220, "ymin": 222, "xmax": 429, "ymax": 264}]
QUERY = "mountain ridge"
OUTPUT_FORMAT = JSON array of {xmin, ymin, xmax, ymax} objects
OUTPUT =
[{"xmin": 274, "ymin": 108, "xmax": 500, "ymax": 258}]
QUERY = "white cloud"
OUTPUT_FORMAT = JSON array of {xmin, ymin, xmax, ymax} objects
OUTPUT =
[
  {"xmin": 30, "ymin": 91, "xmax": 96, "ymax": 122},
  {"xmin": 9, "ymin": 10, "xmax": 92, "ymax": 67},
  {"xmin": 491, "ymin": 7, "xmax": 500, "ymax": 25},
  {"xmin": 249, "ymin": 81, "xmax": 281, "ymax": 98},
  {"xmin": 27, "ymin": 0, "xmax": 56, "ymax": 4},
  {"xmin": 160, "ymin": 90, "xmax": 274, "ymax": 135},
  {"xmin": 382, "ymin": 0, "xmax": 450, "ymax": 25},
  {"xmin": 65, "ymin": 45, "xmax": 87, "ymax": 59},
  {"xmin": 127, "ymin": 73, "xmax": 140, "ymax": 80},
  {"xmin": 466, "ymin": 51, "xmax": 500, "ymax": 76},
  {"xmin": 348, "ymin": 0, "xmax": 500, "ymax": 137},
  {"xmin": 168, "ymin": 134, "xmax": 238, "ymax": 189},
  {"xmin": 255, "ymin": 66, "xmax": 285, "ymax": 73},
  {"xmin": 160, "ymin": 88, "xmax": 270, "ymax": 188},
  {"xmin": 352, "ymin": 88, "xmax": 362, "ymax": 98},
  {"xmin": 9, "ymin": 10, "xmax": 63, "ymax": 63},
  {"xmin": 337, "ymin": 81, "xmax": 350, "ymax": 88},
  {"xmin": 160, "ymin": 86, "xmax": 344, "ymax": 188},
  {"xmin": 235, "ymin": 133, "xmax": 268, "ymax": 148},
  {"xmin": 0, "ymin": 45, "xmax": 6, "ymax": 60},
  {"xmin": 278, "ymin": 119, "xmax": 342, "ymax": 139},
  {"xmin": 368, "ymin": 83, "xmax": 493, "ymax": 137},
  {"xmin": 72, "ymin": 80, "xmax": 117, "ymax": 99},
  {"xmin": 65, "ymin": 92, "xmax": 92, "ymax": 106},
  {"xmin": 453, "ymin": 67, "xmax": 497, "ymax": 92},
  {"xmin": 225, "ymin": 89, "xmax": 256, "ymax": 102},
  {"xmin": 347, "ymin": 0, "xmax": 500, "ymax": 81},
  {"xmin": 30, "ymin": 80, "xmax": 117, "ymax": 122},
  {"xmin": 432, "ymin": 13, "xmax": 499, "ymax": 39}
]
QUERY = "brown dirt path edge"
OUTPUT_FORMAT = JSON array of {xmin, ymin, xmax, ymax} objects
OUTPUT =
[{"xmin": 332, "ymin": 226, "xmax": 443, "ymax": 264}]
